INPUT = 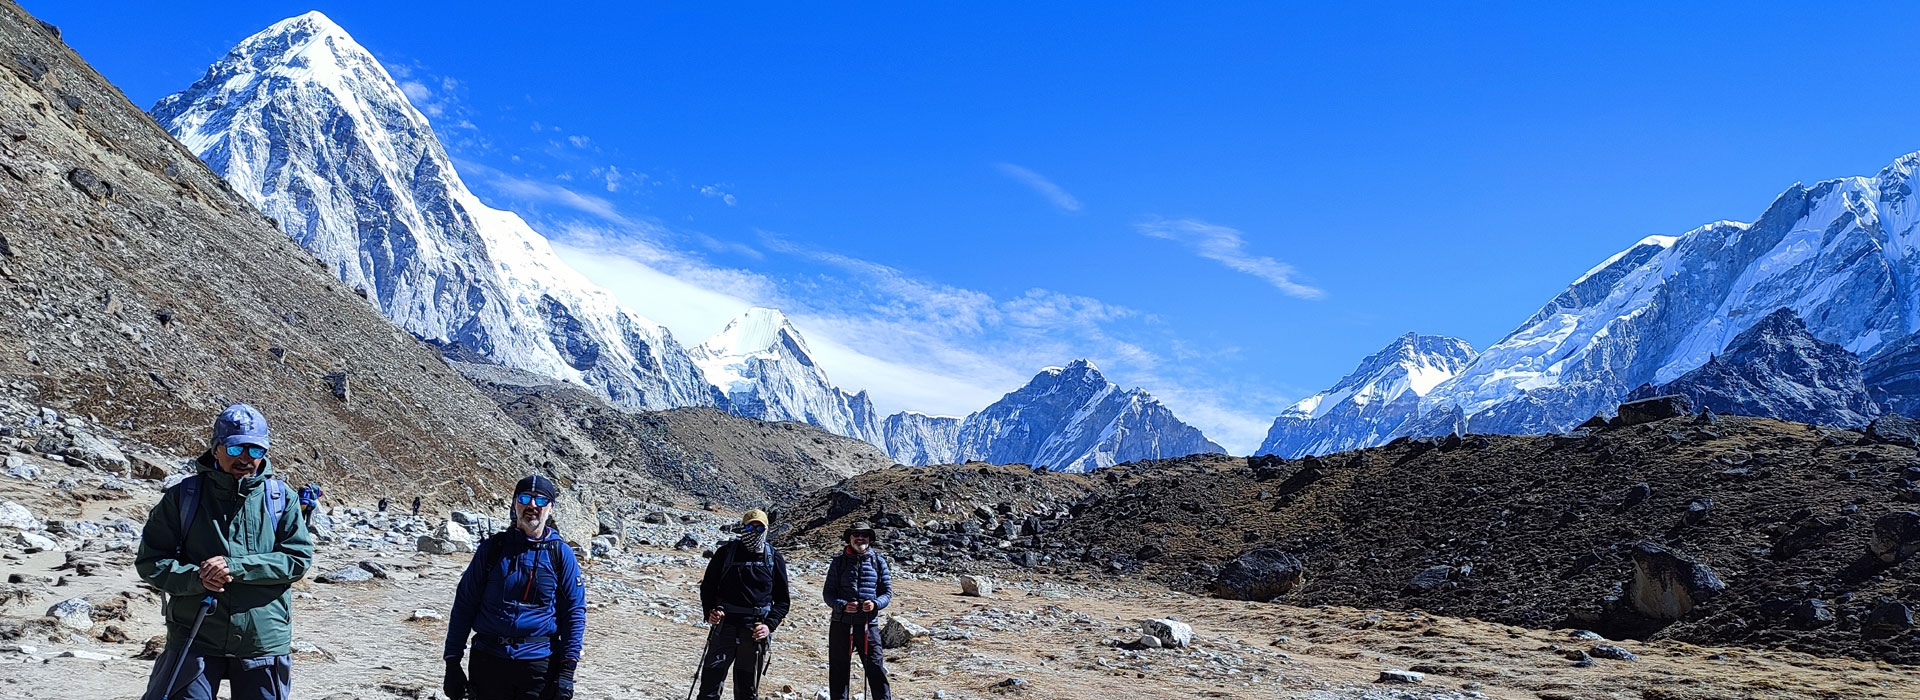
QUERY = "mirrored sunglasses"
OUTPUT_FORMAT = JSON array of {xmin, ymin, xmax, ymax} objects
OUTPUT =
[
  {"xmin": 742, "ymin": 523, "xmax": 766, "ymax": 533},
  {"xmin": 223, "ymin": 444, "xmax": 267, "ymax": 459},
  {"xmin": 515, "ymin": 492, "xmax": 552, "ymax": 508}
]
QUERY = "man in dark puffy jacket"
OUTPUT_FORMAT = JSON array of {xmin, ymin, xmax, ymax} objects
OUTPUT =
[
  {"xmin": 136, "ymin": 403, "xmax": 312, "ymax": 700},
  {"xmin": 443, "ymin": 475, "xmax": 586, "ymax": 700},
  {"xmin": 696, "ymin": 509, "xmax": 791, "ymax": 700},
  {"xmin": 823, "ymin": 522, "xmax": 892, "ymax": 700}
]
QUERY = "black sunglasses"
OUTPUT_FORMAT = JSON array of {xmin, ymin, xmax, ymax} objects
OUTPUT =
[
  {"xmin": 223, "ymin": 445, "xmax": 266, "ymax": 459},
  {"xmin": 515, "ymin": 492, "xmax": 552, "ymax": 508}
]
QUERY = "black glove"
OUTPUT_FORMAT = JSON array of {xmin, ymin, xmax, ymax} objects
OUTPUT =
[
  {"xmin": 544, "ymin": 658, "xmax": 577, "ymax": 700},
  {"xmin": 444, "ymin": 657, "xmax": 468, "ymax": 700}
]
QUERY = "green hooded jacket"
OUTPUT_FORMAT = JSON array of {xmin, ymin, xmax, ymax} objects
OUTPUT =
[{"xmin": 135, "ymin": 454, "xmax": 313, "ymax": 657}]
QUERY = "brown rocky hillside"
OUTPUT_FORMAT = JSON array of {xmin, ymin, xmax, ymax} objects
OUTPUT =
[{"xmin": 781, "ymin": 414, "xmax": 1920, "ymax": 665}]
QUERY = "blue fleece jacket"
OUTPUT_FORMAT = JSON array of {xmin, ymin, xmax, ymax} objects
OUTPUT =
[{"xmin": 444, "ymin": 527, "xmax": 586, "ymax": 661}]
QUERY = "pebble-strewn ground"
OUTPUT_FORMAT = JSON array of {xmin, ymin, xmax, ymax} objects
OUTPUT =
[{"xmin": 2, "ymin": 455, "xmax": 1915, "ymax": 700}]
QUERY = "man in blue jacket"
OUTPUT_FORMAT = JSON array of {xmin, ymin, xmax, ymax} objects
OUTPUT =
[
  {"xmin": 823, "ymin": 522, "xmax": 892, "ymax": 700},
  {"xmin": 443, "ymin": 475, "xmax": 586, "ymax": 700},
  {"xmin": 697, "ymin": 509, "xmax": 791, "ymax": 700}
]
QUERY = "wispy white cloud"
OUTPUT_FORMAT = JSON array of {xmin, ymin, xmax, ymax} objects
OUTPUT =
[
  {"xmin": 995, "ymin": 163, "xmax": 1082, "ymax": 212},
  {"xmin": 698, "ymin": 184, "xmax": 738, "ymax": 206},
  {"xmin": 1137, "ymin": 218, "xmax": 1324, "ymax": 300},
  {"xmin": 457, "ymin": 159, "xmax": 632, "ymax": 225}
]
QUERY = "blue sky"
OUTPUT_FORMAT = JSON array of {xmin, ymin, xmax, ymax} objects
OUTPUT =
[{"xmin": 36, "ymin": 2, "xmax": 1920, "ymax": 452}]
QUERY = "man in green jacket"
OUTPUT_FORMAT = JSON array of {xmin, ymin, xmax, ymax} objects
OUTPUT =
[{"xmin": 135, "ymin": 403, "xmax": 313, "ymax": 700}]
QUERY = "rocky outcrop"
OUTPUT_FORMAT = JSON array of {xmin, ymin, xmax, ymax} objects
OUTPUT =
[
  {"xmin": 1628, "ymin": 542, "xmax": 1726, "ymax": 620},
  {"xmin": 1212, "ymin": 549, "xmax": 1306, "ymax": 602},
  {"xmin": 1628, "ymin": 308, "xmax": 1878, "ymax": 428},
  {"xmin": 1611, "ymin": 395, "xmax": 1692, "ymax": 427}
]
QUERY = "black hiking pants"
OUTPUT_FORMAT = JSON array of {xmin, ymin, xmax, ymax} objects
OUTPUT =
[
  {"xmin": 697, "ymin": 620, "xmax": 766, "ymax": 700},
  {"xmin": 470, "ymin": 654, "xmax": 551, "ymax": 700},
  {"xmin": 828, "ymin": 614, "xmax": 890, "ymax": 700}
]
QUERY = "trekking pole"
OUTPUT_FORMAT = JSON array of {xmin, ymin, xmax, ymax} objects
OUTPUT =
[
  {"xmin": 685, "ymin": 622, "xmax": 720, "ymax": 700},
  {"xmin": 160, "ymin": 595, "xmax": 218, "ymax": 700},
  {"xmin": 748, "ymin": 630, "xmax": 773, "ymax": 700},
  {"xmin": 853, "ymin": 612, "xmax": 870, "ymax": 700}
]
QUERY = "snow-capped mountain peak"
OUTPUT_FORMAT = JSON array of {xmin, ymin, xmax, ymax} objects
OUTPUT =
[
  {"xmin": 1258, "ymin": 333, "xmax": 1477, "ymax": 458},
  {"xmin": 691, "ymin": 308, "xmax": 883, "ymax": 445},
  {"xmin": 152, "ymin": 12, "xmax": 718, "ymax": 410},
  {"xmin": 955, "ymin": 359, "xmax": 1223, "ymax": 472},
  {"xmin": 1399, "ymin": 148, "xmax": 1920, "ymax": 438}
]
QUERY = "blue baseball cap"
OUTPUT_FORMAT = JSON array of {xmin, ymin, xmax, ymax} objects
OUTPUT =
[{"xmin": 212, "ymin": 403, "xmax": 271, "ymax": 450}]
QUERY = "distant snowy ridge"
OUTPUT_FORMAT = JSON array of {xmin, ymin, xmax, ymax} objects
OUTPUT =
[
  {"xmin": 1628, "ymin": 307, "xmax": 1879, "ymax": 429},
  {"xmin": 1404, "ymin": 149, "xmax": 1920, "ymax": 437},
  {"xmin": 150, "ymin": 11, "xmax": 718, "ymax": 410},
  {"xmin": 691, "ymin": 308, "xmax": 885, "ymax": 444},
  {"xmin": 1258, "ymin": 333, "xmax": 1476, "ymax": 458},
  {"xmin": 950, "ymin": 360, "xmax": 1224, "ymax": 472}
]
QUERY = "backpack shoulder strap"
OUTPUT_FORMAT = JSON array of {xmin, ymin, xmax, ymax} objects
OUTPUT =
[
  {"xmin": 174, "ymin": 475, "xmax": 201, "ymax": 544},
  {"xmin": 264, "ymin": 478, "xmax": 288, "ymax": 527}
]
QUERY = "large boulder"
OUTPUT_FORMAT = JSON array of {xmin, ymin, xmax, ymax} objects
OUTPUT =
[
  {"xmin": 1212, "ymin": 549, "xmax": 1306, "ymax": 601},
  {"xmin": 0, "ymin": 500, "xmax": 40, "ymax": 530},
  {"xmin": 1628, "ymin": 542, "xmax": 1726, "ymax": 620},
  {"xmin": 1612, "ymin": 395, "xmax": 1692, "ymax": 427},
  {"xmin": 1870, "ymin": 512, "xmax": 1920, "ymax": 563},
  {"xmin": 65, "ymin": 431, "xmax": 128, "ymax": 474},
  {"xmin": 417, "ymin": 520, "xmax": 474, "ymax": 555},
  {"xmin": 880, "ymin": 615, "xmax": 928, "ymax": 649},
  {"xmin": 1141, "ymin": 618, "xmax": 1193, "ymax": 648},
  {"xmin": 1864, "ymin": 599, "xmax": 1914, "ymax": 635},
  {"xmin": 1406, "ymin": 565, "xmax": 1453, "ymax": 593},
  {"xmin": 1865, "ymin": 414, "xmax": 1920, "ymax": 447}
]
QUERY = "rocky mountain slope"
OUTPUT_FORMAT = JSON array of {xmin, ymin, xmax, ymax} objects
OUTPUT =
[
  {"xmin": 0, "ymin": 3, "xmax": 547, "ymax": 501},
  {"xmin": 454, "ymin": 360, "xmax": 893, "ymax": 509},
  {"xmin": 1629, "ymin": 308, "xmax": 1880, "ymax": 428},
  {"xmin": 148, "ymin": 11, "xmax": 719, "ymax": 412},
  {"xmin": 690, "ymin": 308, "xmax": 884, "ymax": 446},
  {"xmin": 784, "ymin": 411, "xmax": 1920, "ymax": 664},
  {"xmin": 1258, "ymin": 333, "xmax": 1476, "ymax": 458},
  {"xmin": 950, "ymin": 360, "xmax": 1224, "ymax": 472},
  {"xmin": 1408, "ymin": 150, "xmax": 1920, "ymax": 437}
]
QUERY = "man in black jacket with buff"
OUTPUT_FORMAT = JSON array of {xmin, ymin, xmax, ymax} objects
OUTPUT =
[{"xmin": 696, "ymin": 509, "xmax": 790, "ymax": 700}]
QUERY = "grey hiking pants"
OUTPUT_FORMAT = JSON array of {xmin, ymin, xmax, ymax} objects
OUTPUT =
[{"xmin": 141, "ymin": 645, "xmax": 291, "ymax": 700}]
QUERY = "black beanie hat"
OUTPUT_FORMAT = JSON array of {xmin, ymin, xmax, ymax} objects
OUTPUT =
[{"xmin": 515, "ymin": 474, "xmax": 558, "ymax": 500}]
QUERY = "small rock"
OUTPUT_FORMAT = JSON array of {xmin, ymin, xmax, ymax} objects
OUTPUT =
[
  {"xmin": 1864, "ymin": 599, "xmax": 1914, "ymax": 635},
  {"xmin": 409, "ymin": 609, "xmax": 442, "ymax": 621},
  {"xmin": 358, "ymin": 560, "xmax": 391, "ymax": 578},
  {"xmin": 316, "ymin": 566, "xmax": 375, "ymax": 584},
  {"xmin": 134, "ymin": 636, "xmax": 164, "ymax": 660},
  {"xmin": 959, "ymin": 574, "xmax": 994, "ymax": 597},
  {"xmin": 96, "ymin": 624, "xmax": 130, "ymax": 643},
  {"xmin": 1376, "ymin": 669, "xmax": 1424, "ymax": 684},
  {"xmin": 45, "ymin": 598, "xmax": 93, "ymax": 631},
  {"xmin": 880, "ymin": 616, "xmax": 928, "ymax": 649},
  {"xmin": 1567, "ymin": 629, "xmax": 1605, "ymax": 641},
  {"xmin": 1406, "ymin": 565, "xmax": 1453, "ymax": 593},
  {"xmin": 1136, "ymin": 633, "xmax": 1162, "ymax": 649},
  {"xmin": 674, "ymin": 532, "xmax": 700, "ymax": 550},
  {"xmin": 1682, "ymin": 498, "xmax": 1713, "ymax": 526},
  {"xmin": 1141, "ymin": 618, "xmax": 1192, "ymax": 648},
  {"xmin": 1790, "ymin": 599, "xmax": 1836, "ymax": 629},
  {"xmin": 58, "ymin": 649, "xmax": 114, "ymax": 661},
  {"xmin": 1619, "ymin": 482, "xmax": 1652, "ymax": 511},
  {"xmin": 1589, "ymin": 644, "xmax": 1638, "ymax": 661},
  {"xmin": 1870, "ymin": 511, "xmax": 1920, "ymax": 563}
]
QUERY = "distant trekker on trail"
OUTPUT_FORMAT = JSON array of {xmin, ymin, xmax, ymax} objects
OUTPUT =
[
  {"xmin": 297, "ymin": 482, "xmax": 322, "ymax": 519},
  {"xmin": 693, "ymin": 509, "xmax": 791, "ymax": 700},
  {"xmin": 134, "ymin": 403, "xmax": 314, "ymax": 700},
  {"xmin": 823, "ymin": 522, "xmax": 893, "ymax": 700},
  {"xmin": 443, "ymin": 474, "xmax": 585, "ymax": 700},
  {"xmin": 412, "ymin": 494, "xmax": 423, "ymax": 517}
]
